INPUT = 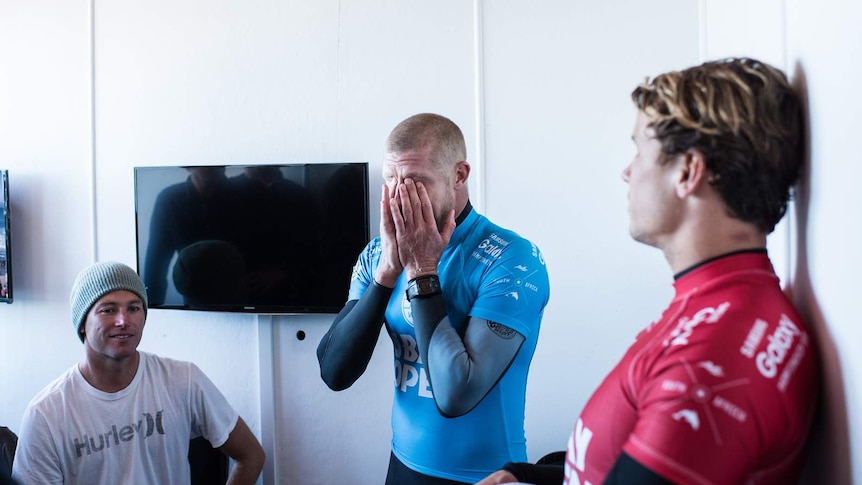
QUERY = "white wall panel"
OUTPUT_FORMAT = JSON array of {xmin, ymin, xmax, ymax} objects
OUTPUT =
[
  {"xmin": 0, "ymin": 0, "xmax": 93, "ymax": 429},
  {"xmin": 273, "ymin": 315, "xmax": 393, "ymax": 484},
  {"xmin": 482, "ymin": 0, "xmax": 699, "ymax": 460},
  {"xmin": 785, "ymin": 1, "xmax": 860, "ymax": 482},
  {"xmin": 703, "ymin": 0, "xmax": 786, "ymax": 66}
]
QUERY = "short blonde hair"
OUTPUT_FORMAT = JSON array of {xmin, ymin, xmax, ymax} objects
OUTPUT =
[{"xmin": 386, "ymin": 113, "xmax": 467, "ymax": 170}]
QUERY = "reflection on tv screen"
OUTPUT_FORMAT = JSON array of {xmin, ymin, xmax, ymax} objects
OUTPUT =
[{"xmin": 134, "ymin": 163, "xmax": 369, "ymax": 314}]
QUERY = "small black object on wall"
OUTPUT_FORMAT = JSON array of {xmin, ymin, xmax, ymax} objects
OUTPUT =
[{"xmin": 0, "ymin": 170, "xmax": 13, "ymax": 304}]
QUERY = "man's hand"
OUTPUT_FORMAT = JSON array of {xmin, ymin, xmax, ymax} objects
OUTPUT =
[
  {"xmin": 374, "ymin": 183, "xmax": 404, "ymax": 287},
  {"xmin": 391, "ymin": 178, "xmax": 455, "ymax": 280},
  {"xmin": 474, "ymin": 470, "xmax": 520, "ymax": 484}
]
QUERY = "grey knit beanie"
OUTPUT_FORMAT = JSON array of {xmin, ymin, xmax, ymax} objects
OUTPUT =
[{"xmin": 70, "ymin": 261, "xmax": 148, "ymax": 343}]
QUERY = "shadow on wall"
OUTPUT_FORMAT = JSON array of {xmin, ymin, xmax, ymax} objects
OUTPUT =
[{"xmin": 790, "ymin": 63, "xmax": 852, "ymax": 485}]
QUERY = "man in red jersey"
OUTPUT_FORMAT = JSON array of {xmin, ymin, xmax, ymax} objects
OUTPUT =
[{"xmin": 477, "ymin": 57, "xmax": 819, "ymax": 484}]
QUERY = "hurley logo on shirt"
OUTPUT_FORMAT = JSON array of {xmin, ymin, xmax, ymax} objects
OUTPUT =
[{"xmin": 72, "ymin": 410, "xmax": 166, "ymax": 458}]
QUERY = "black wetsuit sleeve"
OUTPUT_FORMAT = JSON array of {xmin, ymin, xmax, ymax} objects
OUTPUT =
[
  {"xmin": 410, "ymin": 293, "xmax": 525, "ymax": 417},
  {"xmin": 604, "ymin": 452, "xmax": 674, "ymax": 484},
  {"xmin": 500, "ymin": 462, "xmax": 564, "ymax": 485},
  {"xmin": 316, "ymin": 281, "xmax": 392, "ymax": 390},
  {"xmin": 497, "ymin": 453, "xmax": 673, "ymax": 485}
]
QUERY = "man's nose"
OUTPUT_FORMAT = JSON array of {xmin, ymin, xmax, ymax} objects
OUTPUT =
[{"xmin": 114, "ymin": 311, "xmax": 128, "ymax": 326}]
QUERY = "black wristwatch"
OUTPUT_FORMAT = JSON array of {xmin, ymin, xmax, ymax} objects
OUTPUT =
[{"xmin": 406, "ymin": 274, "xmax": 442, "ymax": 301}]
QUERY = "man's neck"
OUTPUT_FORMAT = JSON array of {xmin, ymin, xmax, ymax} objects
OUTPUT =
[
  {"xmin": 455, "ymin": 200, "xmax": 472, "ymax": 225},
  {"xmin": 79, "ymin": 351, "xmax": 141, "ymax": 393},
  {"xmin": 661, "ymin": 217, "xmax": 767, "ymax": 275}
]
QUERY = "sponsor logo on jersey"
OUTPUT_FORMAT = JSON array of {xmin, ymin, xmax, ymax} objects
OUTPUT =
[
  {"xmin": 73, "ymin": 411, "xmax": 165, "ymax": 458},
  {"xmin": 392, "ymin": 332, "xmax": 434, "ymax": 399},
  {"xmin": 661, "ymin": 379, "xmax": 688, "ymax": 394},
  {"xmin": 664, "ymin": 359, "xmax": 751, "ymax": 444},
  {"xmin": 755, "ymin": 314, "xmax": 801, "ymax": 380},
  {"xmin": 672, "ymin": 409, "xmax": 701, "ymax": 430},
  {"xmin": 661, "ymin": 379, "xmax": 688, "ymax": 393},
  {"xmin": 564, "ymin": 418, "xmax": 594, "ymax": 485},
  {"xmin": 531, "ymin": 242, "xmax": 546, "ymax": 266},
  {"xmin": 712, "ymin": 395, "xmax": 748, "ymax": 423},
  {"xmin": 697, "ymin": 360, "xmax": 725, "ymax": 377},
  {"xmin": 350, "ymin": 260, "xmax": 362, "ymax": 282},
  {"xmin": 665, "ymin": 302, "xmax": 730, "ymax": 347},
  {"xmin": 472, "ymin": 232, "xmax": 510, "ymax": 266},
  {"xmin": 778, "ymin": 330, "xmax": 808, "ymax": 392},
  {"xmin": 740, "ymin": 319, "xmax": 769, "ymax": 358},
  {"xmin": 401, "ymin": 292, "xmax": 414, "ymax": 327},
  {"xmin": 486, "ymin": 268, "xmax": 542, "ymax": 301}
]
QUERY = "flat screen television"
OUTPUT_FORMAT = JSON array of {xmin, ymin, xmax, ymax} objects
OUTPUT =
[
  {"xmin": 1, "ymin": 170, "xmax": 12, "ymax": 304},
  {"xmin": 134, "ymin": 163, "xmax": 370, "ymax": 314}
]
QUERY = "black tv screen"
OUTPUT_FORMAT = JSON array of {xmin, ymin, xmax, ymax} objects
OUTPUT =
[
  {"xmin": 0, "ymin": 170, "xmax": 11, "ymax": 304},
  {"xmin": 134, "ymin": 163, "xmax": 369, "ymax": 313}
]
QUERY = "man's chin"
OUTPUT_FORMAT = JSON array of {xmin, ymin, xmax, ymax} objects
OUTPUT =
[{"xmin": 629, "ymin": 229, "xmax": 658, "ymax": 248}]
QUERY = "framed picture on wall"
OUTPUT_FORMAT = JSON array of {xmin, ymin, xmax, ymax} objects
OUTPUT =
[{"xmin": 1, "ymin": 170, "xmax": 12, "ymax": 303}]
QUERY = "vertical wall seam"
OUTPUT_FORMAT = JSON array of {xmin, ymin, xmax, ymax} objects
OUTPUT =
[
  {"xmin": 782, "ymin": 0, "xmax": 795, "ymax": 286},
  {"xmin": 698, "ymin": 0, "xmax": 709, "ymax": 61},
  {"xmin": 472, "ymin": 0, "xmax": 486, "ymax": 213},
  {"xmin": 781, "ymin": 0, "xmax": 789, "ymax": 71},
  {"xmin": 89, "ymin": 0, "xmax": 98, "ymax": 261},
  {"xmin": 335, "ymin": 0, "xmax": 342, "ymax": 155},
  {"xmin": 257, "ymin": 315, "xmax": 277, "ymax": 484}
]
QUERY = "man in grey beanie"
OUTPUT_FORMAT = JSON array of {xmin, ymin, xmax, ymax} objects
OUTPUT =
[{"xmin": 12, "ymin": 261, "xmax": 265, "ymax": 485}]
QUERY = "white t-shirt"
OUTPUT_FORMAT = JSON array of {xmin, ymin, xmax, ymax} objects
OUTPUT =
[{"xmin": 12, "ymin": 352, "xmax": 239, "ymax": 485}]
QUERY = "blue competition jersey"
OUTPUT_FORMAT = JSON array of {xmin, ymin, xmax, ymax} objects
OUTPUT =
[{"xmin": 348, "ymin": 207, "xmax": 550, "ymax": 482}]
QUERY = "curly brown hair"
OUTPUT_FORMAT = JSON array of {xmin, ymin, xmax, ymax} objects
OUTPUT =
[{"xmin": 632, "ymin": 58, "xmax": 803, "ymax": 233}]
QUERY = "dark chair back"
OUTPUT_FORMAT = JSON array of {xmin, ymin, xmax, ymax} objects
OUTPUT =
[
  {"xmin": 536, "ymin": 450, "xmax": 566, "ymax": 466},
  {"xmin": 188, "ymin": 436, "xmax": 228, "ymax": 485},
  {"xmin": 0, "ymin": 427, "xmax": 16, "ymax": 476}
]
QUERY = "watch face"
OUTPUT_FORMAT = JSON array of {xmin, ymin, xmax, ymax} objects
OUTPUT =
[
  {"xmin": 407, "ymin": 275, "xmax": 441, "ymax": 300},
  {"xmin": 416, "ymin": 278, "xmax": 433, "ymax": 293}
]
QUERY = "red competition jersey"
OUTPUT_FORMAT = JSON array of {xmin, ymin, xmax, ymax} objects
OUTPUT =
[{"xmin": 564, "ymin": 252, "xmax": 818, "ymax": 485}]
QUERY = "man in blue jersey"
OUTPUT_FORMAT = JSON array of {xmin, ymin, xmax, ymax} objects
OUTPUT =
[{"xmin": 317, "ymin": 113, "xmax": 551, "ymax": 484}]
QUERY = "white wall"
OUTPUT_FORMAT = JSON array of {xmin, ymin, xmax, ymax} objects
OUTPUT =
[
  {"xmin": 0, "ymin": 0, "xmax": 96, "ymax": 430},
  {"xmin": 0, "ymin": 1, "xmax": 857, "ymax": 484},
  {"xmin": 785, "ymin": 1, "xmax": 861, "ymax": 483},
  {"xmin": 481, "ymin": 0, "xmax": 699, "ymax": 455}
]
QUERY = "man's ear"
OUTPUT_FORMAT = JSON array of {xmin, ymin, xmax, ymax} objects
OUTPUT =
[
  {"xmin": 454, "ymin": 161, "xmax": 471, "ymax": 186},
  {"xmin": 675, "ymin": 149, "xmax": 708, "ymax": 198}
]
